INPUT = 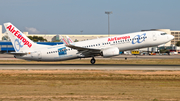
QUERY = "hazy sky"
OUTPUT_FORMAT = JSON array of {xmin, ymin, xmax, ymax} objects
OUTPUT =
[{"xmin": 0, "ymin": 0, "xmax": 180, "ymax": 34}]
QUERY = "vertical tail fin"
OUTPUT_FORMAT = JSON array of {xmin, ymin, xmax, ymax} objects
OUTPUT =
[{"xmin": 4, "ymin": 22, "xmax": 38, "ymax": 52}]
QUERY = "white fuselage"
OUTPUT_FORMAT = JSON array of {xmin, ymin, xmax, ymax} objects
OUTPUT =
[{"xmin": 16, "ymin": 31, "xmax": 174, "ymax": 61}]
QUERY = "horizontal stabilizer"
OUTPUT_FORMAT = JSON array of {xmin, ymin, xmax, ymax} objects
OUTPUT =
[{"xmin": 5, "ymin": 52, "xmax": 27, "ymax": 56}]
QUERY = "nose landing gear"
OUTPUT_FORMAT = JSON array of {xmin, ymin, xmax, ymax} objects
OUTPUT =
[{"xmin": 90, "ymin": 57, "xmax": 96, "ymax": 64}]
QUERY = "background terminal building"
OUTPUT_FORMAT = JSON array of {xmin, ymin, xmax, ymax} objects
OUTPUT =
[{"xmin": 0, "ymin": 24, "xmax": 180, "ymax": 53}]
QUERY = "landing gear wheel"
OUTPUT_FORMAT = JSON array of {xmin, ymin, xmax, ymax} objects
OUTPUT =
[{"xmin": 90, "ymin": 58, "xmax": 96, "ymax": 64}]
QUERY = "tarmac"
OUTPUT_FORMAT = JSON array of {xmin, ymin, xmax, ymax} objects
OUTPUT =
[
  {"xmin": 0, "ymin": 54, "xmax": 180, "ymax": 70},
  {"xmin": 0, "ymin": 64, "xmax": 179, "ymax": 70}
]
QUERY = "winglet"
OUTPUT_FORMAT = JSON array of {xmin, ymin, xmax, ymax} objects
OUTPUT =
[
  {"xmin": 66, "ymin": 36, "xmax": 74, "ymax": 44},
  {"xmin": 60, "ymin": 36, "xmax": 69, "ymax": 45}
]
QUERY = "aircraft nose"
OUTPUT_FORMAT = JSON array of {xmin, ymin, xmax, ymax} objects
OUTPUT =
[
  {"xmin": 167, "ymin": 34, "xmax": 174, "ymax": 41},
  {"xmin": 169, "ymin": 35, "xmax": 174, "ymax": 40}
]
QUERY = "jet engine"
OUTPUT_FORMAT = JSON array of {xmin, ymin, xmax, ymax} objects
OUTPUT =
[{"xmin": 101, "ymin": 47, "xmax": 119, "ymax": 57}]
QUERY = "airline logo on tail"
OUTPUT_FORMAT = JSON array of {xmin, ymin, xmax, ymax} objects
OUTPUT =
[{"xmin": 6, "ymin": 25, "xmax": 32, "ymax": 48}]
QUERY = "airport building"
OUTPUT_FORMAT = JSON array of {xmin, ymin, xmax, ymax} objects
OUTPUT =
[{"xmin": 0, "ymin": 24, "xmax": 180, "ymax": 54}]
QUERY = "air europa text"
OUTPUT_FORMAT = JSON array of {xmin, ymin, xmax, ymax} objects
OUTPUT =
[
  {"xmin": 108, "ymin": 36, "xmax": 130, "ymax": 41},
  {"xmin": 6, "ymin": 25, "xmax": 32, "ymax": 48}
]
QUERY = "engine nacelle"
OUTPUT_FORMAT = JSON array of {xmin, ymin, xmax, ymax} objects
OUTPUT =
[{"xmin": 101, "ymin": 47, "xmax": 119, "ymax": 57}]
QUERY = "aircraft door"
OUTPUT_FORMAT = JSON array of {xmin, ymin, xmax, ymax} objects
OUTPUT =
[
  {"xmin": 153, "ymin": 33, "xmax": 157, "ymax": 41},
  {"xmin": 37, "ymin": 51, "xmax": 42, "ymax": 59}
]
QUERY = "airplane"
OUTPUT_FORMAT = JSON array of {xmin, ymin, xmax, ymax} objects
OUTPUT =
[{"xmin": 4, "ymin": 22, "xmax": 174, "ymax": 64}]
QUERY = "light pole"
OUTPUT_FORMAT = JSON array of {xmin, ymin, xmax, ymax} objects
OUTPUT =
[
  {"xmin": 80, "ymin": 30, "xmax": 83, "ymax": 35},
  {"xmin": 105, "ymin": 11, "xmax": 112, "ymax": 37}
]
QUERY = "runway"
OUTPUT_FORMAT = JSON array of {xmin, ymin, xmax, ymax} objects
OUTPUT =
[
  {"xmin": 1, "ymin": 54, "xmax": 180, "ymax": 60},
  {"xmin": 0, "ymin": 64, "xmax": 180, "ymax": 70},
  {"xmin": 1, "ymin": 54, "xmax": 180, "ymax": 70}
]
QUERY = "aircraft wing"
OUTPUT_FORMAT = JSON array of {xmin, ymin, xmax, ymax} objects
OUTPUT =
[
  {"xmin": 66, "ymin": 44, "xmax": 101, "ymax": 56},
  {"xmin": 66, "ymin": 44, "xmax": 100, "ymax": 51}
]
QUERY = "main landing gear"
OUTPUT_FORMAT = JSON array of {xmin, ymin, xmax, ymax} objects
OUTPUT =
[{"xmin": 90, "ymin": 57, "xmax": 96, "ymax": 64}]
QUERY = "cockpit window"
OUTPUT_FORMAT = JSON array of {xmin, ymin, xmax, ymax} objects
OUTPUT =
[{"xmin": 161, "ymin": 33, "xmax": 167, "ymax": 35}]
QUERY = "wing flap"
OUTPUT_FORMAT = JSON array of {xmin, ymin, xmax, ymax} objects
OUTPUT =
[
  {"xmin": 66, "ymin": 44, "xmax": 101, "ymax": 56},
  {"xmin": 66, "ymin": 44, "xmax": 100, "ymax": 51}
]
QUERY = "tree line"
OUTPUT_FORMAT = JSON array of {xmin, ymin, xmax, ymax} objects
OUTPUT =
[{"xmin": 28, "ymin": 36, "xmax": 47, "ymax": 42}]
